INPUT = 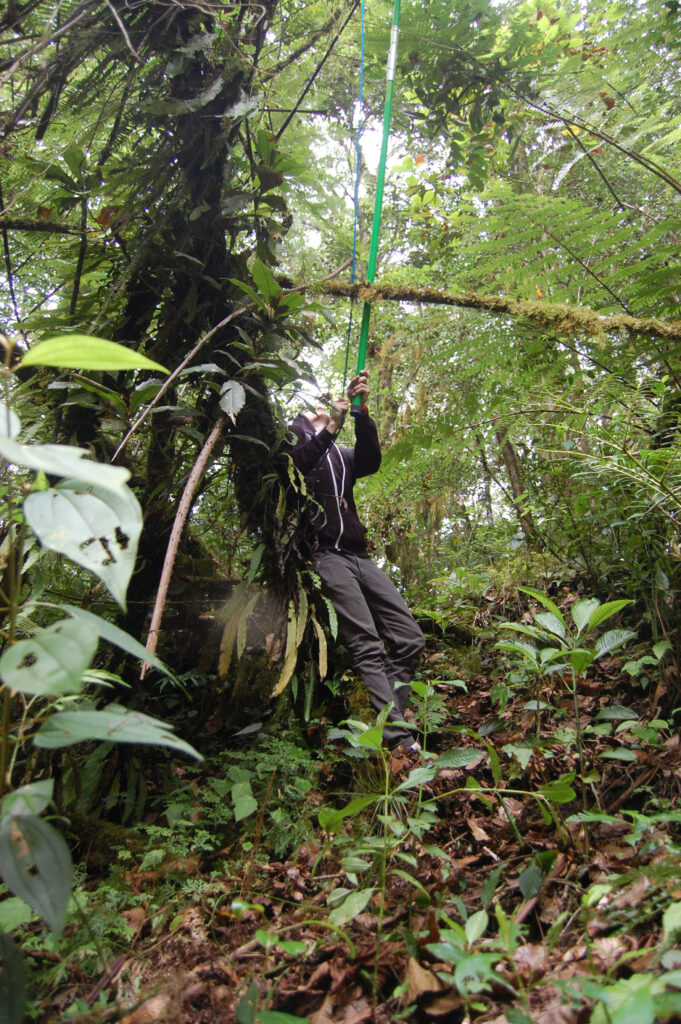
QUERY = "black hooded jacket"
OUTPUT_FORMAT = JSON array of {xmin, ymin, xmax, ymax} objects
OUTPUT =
[{"xmin": 285, "ymin": 411, "xmax": 382, "ymax": 556}]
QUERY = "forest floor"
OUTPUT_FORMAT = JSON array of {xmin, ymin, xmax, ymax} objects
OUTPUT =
[{"xmin": 33, "ymin": 593, "xmax": 681, "ymax": 1024}]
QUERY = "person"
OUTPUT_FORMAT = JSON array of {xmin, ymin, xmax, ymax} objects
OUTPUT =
[{"xmin": 285, "ymin": 370, "xmax": 425, "ymax": 751}]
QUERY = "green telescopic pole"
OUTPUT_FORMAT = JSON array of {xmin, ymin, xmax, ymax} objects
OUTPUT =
[{"xmin": 352, "ymin": 0, "xmax": 401, "ymax": 408}]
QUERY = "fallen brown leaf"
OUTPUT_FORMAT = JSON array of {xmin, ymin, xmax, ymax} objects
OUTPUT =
[
  {"xmin": 119, "ymin": 992, "xmax": 176, "ymax": 1024},
  {"xmin": 468, "ymin": 818, "xmax": 491, "ymax": 842},
  {"xmin": 513, "ymin": 942, "xmax": 549, "ymax": 982},
  {"xmin": 406, "ymin": 957, "xmax": 443, "ymax": 1003},
  {"xmin": 592, "ymin": 935, "xmax": 631, "ymax": 968},
  {"xmin": 122, "ymin": 907, "xmax": 146, "ymax": 936},
  {"xmin": 308, "ymin": 993, "xmax": 335, "ymax": 1024},
  {"xmin": 422, "ymin": 989, "xmax": 465, "ymax": 1017}
]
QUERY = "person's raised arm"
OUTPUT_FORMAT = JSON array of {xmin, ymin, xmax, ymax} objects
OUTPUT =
[{"xmin": 348, "ymin": 371, "xmax": 381, "ymax": 477}]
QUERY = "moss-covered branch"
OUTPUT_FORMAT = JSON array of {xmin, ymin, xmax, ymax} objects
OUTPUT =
[
  {"xmin": 317, "ymin": 281, "xmax": 681, "ymax": 342},
  {"xmin": 0, "ymin": 217, "xmax": 80, "ymax": 234}
]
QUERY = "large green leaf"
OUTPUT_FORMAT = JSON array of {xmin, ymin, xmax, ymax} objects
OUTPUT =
[
  {"xmin": 0, "ymin": 932, "xmax": 27, "ymax": 1024},
  {"xmin": 350, "ymin": 725, "xmax": 383, "ymax": 750},
  {"xmin": 454, "ymin": 952, "xmax": 503, "ymax": 996},
  {"xmin": 571, "ymin": 598, "xmax": 601, "ymax": 636},
  {"xmin": 318, "ymin": 795, "xmax": 377, "ymax": 833},
  {"xmin": 0, "ymin": 897, "xmax": 35, "ymax": 932},
  {"xmin": 251, "ymin": 257, "xmax": 282, "ymax": 302},
  {"xmin": 231, "ymin": 781, "xmax": 258, "ymax": 822},
  {"xmin": 0, "ymin": 814, "xmax": 72, "ymax": 935},
  {"xmin": 24, "ymin": 480, "xmax": 142, "ymax": 609},
  {"xmin": 595, "ymin": 629, "xmax": 637, "ymax": 658},
  {"xmin": 598, "ymin": 748, "xmax": 638, "ymax": 762},
  {"xmin": 0, "ymin": 402, "xmax": 20, "ymax": 440},
  {"xmin": 518, "ymin": 586, "xmax": 565, "ymax": 625},
  {"xmin": 494, "ymin": 640, "xmax": 539, "ymax": 668},
  {"xmin": 588, "ymin": 600, "xmax": 633, "ymax": 632},
  {"xmin": 327, "ymin": 887, "xmax": 374, "ymax": 927},
  {"xmin": 0, "ymin": 438, "xmax": 130, "ymax": 490},
  {"xmin": 534, "ymin": 611, "xmax": 566, "ymax": 638},
  {"xmin": 595, "ymin": 705, "xmax": 639, "ymax": 721},
  {"xmin": 34, "ymin": 703, "xmax": 202, "ymax": 760},
  {"xmin": 662, "ymin": 902, "xmax": 681, "ymax": 944},
  {"xmin": 434, "ymin": 747, "xmax": 485, "ymax": 770},
  {"xmin": 589, "ymin": 972, "xmax": 661, "ymax": 1024},
  {"xmin": 56, "ymin": 604, "xmax": 179, "ymax": 682},
  {"xmin": 537, "ymin": 776, "xmax": 576, "ymax": 803},
  {"xmin": 235, "ymin": 979, "xmax": 257, "ymax": 1024},
  {"xmin": 394, "ymin": 764, "xmax": 437, "ymax": 792},
  {"xmin": 0, "ymin": 618, "xmax": 98, "ymax": 697},
  {"xmin": 465, "ymin": 909, "xmax": 489, "ymax": 944},
  {"xmin": 20, "ymin": 335, "xmax": 169, "ymax": 373},
  {"xmin": 569, "ymin": 648, "xmax": 595, "ymax": 675},
  {"xmin": 219, "ymin": 380, "xmax": 246, "ymax": 422},
  {"xmin": 518, "ymin": 863, "xmax": 543, "ymax": 899},
  {"xmin": 0, "ymin": 780, "xmax": 54, "ymax": 819},
  {"xmin": 425, "ymin": 940, "xmax": 466, "ymax": 964}
]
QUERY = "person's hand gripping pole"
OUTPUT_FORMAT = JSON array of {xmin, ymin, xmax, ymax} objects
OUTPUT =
[{"xmin": 348, "ymin": 369, "xmax": 370, "ymax": 416}]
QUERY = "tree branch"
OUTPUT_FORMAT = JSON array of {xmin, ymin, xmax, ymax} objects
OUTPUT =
[
  {"xmin": 112, "ymin": 302, "xmax": 252, "ymax": 462},
  {"xmin": 0, "ymin": 217, "xmax": 80, "ymax": 234},
  {"xmin": 317, "ymin": 281, "xmax": 681, "ymax": 342},
  {"xmin": 570, "ymin": 129, "xmax": 627, "ymax": 211}
]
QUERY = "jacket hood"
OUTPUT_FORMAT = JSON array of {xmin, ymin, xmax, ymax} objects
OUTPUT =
[{"xmin": 288, "ymin": 412, "xmax": 316, "ymax": 441}]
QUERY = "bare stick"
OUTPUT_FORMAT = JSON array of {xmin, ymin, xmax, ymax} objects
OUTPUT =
[{"xmin": 141, "ymin": 415, "xmax": 226, "ymax": 679}]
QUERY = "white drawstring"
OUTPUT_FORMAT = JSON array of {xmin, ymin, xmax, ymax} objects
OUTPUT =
[{"xmin": 325, "ymin": 444, "xmax": 346, "ymax": 549}]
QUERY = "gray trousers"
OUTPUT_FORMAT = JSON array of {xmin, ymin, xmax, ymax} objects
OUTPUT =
[{"xmin": 316, "ymin": 550, "xmax": 425, "ymax": 748}]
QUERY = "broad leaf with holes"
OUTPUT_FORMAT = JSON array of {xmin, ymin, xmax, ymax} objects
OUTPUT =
[
  {"xmin": 0, "ymin": 618, "xmax": 98, "ymax": 697},
  {"xmin": 24, "ymin": 480, "xmax": 142, "ymax": 609},
  {"xmin": 0, "ymin": 815, "xmax": 72, "ymax": 936}
]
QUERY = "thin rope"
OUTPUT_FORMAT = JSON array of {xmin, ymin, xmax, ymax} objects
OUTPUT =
[
  {"xmin": 342, "ymin": 0, "xmax": 366, "ymax": 395},
  {"xmin": 277, "ymin": 0, "xmax": 361, "ymax": 141}
]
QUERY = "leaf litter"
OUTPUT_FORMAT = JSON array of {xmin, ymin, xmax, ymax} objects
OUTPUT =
[{"xmin": 32, "ymin": 597, "xmax": 681, "ymax": 1024}]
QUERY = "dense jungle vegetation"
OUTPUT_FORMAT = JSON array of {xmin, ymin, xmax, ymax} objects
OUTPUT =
[{"xmin": 1, "ymin": 0, "xmax": 681, "ymax": 1020}]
